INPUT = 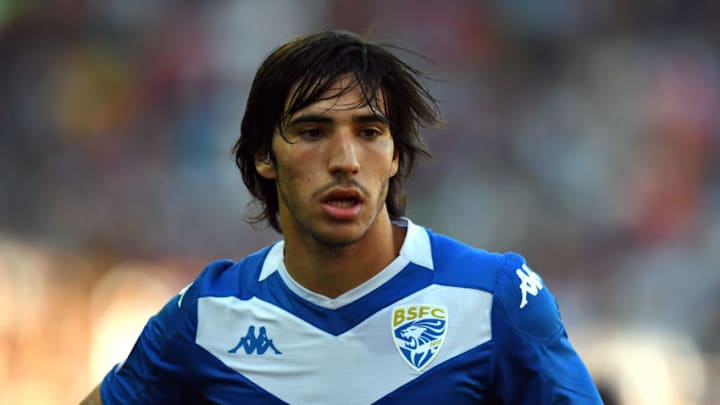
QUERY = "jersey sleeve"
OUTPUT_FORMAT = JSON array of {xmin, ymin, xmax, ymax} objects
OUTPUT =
[
  {"xmin": 489, "ymin": 253, "xmax": 602, "ymax": 404},
  {"xmin": 99, "ymin": 260, "xmax": 234, "ymax": 404}
]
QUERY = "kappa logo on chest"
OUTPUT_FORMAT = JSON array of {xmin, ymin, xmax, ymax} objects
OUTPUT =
[{"xmin": 391, "ymin": 304, "xmax": 448, "ymax": 372}]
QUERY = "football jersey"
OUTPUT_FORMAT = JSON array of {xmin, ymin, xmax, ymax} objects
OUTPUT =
[{"xmin": 100, "ymin": 219, "xmax": 602, "ymax": 404}]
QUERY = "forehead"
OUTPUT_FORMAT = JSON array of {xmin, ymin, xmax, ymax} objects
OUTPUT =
[{"xmin": 286, "ymin": 75, "xmax": 387, "ymax": 117}]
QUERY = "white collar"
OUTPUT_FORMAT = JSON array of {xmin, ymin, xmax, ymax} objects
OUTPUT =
[{"xmin": 257, "ymin": 218, "xmax": 433, "ymax": 309}]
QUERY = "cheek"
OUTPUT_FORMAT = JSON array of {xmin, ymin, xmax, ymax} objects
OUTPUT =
[{"xmin": 275, "ymin": 158, "xmax": 317, "ymax": 193}]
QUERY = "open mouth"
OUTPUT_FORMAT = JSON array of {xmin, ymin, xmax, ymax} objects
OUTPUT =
[
  {"xmin": 320, "ymin": 189, "xmax": 364, "ymax": 219},
  {"xmin": 325, "ymin": 197, "xmax": 360, "ymax": 208}
]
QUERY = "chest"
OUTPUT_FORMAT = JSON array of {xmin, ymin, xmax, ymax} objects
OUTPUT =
[{"xmin": 192, "ymin": 286, "xmax": 495, "ymax": 404}]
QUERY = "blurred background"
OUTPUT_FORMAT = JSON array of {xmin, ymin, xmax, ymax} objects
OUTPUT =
[{"xmin": 1, "ymin": 0, "xmax": 719, "ymax": 403}]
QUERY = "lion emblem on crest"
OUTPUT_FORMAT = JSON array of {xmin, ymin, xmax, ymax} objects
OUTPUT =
[{"xmin": 393, "ymin": 314, "xmax": 447, "ymax": 371}]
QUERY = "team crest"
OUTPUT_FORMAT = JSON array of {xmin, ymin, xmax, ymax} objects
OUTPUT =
[{"xmin": 391, "ymin": 304, "xmax": 447, "ymax": 372}]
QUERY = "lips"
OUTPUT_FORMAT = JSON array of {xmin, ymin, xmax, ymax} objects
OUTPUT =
[
  {"xmin": 320, "ymin": 188, "xmax": 364, "ymax": 220},
  {"xmin": 325, "ymin": 198, "xmax": 359, "ymax": 208}
]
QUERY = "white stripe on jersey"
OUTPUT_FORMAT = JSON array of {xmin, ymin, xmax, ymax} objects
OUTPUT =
[{"xmin": 196, "ymin": 284, "xmax": 492, "ymax": 405}]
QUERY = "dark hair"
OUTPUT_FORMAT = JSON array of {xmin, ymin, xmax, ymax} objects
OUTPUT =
[{"xmin": 233, "ymin": 30, "xmax": 442, "ymax": 232}]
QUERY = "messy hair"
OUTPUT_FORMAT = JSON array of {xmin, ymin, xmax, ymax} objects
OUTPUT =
[{"xmin": 233, "ymin": 30, "xmax": 442, "ymax": 232}]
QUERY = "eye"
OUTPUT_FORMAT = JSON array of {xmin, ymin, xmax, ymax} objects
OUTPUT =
[
  {"xmin": 297, "ymin": 128, "xmax": 324, "ymax": 140},
  {"xmin": 359, "ymin": 127, "xmax": 383, "ymax": 139}
]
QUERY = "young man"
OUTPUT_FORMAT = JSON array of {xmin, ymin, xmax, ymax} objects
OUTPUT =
[{"xmin": 82, "ymin": 31, "xmax": 602, "ymax": 404}]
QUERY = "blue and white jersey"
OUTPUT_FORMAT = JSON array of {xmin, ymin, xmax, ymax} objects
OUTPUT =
[{"xmin": 100, "ymin": 219, "xmax": 602, "ymax": 404}]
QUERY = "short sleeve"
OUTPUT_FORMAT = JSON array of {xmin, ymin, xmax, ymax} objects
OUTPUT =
[
  {"xmin": 99, "ymin": 278, "xmax": 201, "ymax": 404},
  {"xmin": 490, "ymin": 253, "xmax": 602, "ymax": 404}
]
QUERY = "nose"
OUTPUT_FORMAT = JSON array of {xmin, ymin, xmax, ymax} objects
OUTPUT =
[{"xmin": 327, "ymin": 131, "xmax": 360, "ymax": 177}]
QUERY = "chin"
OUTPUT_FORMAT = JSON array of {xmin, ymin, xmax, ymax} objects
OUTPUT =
[{"xmin": 311, "ymin": 225, "xmax": 368, "ymax": 247}]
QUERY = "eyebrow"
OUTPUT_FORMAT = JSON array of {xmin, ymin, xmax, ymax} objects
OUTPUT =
[{"xmin": 286, "ymin": 113, "xmax": 389, "ymax": 127}]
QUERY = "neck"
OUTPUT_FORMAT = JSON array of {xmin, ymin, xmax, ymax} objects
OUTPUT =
[{"xmin": 282, "ymin": 215, "xmax": 406, "ymax": 298}]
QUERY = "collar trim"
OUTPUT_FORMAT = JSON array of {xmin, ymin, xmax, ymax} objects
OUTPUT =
[{"xmin": 257, "ymin": 218, "xmax": 433, "ymax": 308}]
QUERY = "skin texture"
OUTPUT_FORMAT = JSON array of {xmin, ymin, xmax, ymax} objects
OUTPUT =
[{"xmin": 255, "ymin": 76, "xmax": 405, "ymax": 298}]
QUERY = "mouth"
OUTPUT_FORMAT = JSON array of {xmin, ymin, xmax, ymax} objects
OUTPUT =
[
  {"xmin": 324, "ymin": 196, "xmax": 360, "ymax": 208},
  {"xmin": 320, "ymin": 188, "xmax": 364, "ymax": 220}
]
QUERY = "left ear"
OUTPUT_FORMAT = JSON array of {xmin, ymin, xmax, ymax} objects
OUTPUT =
[
  {"xmin": 255, "ymin": 148, "xmax": 277, "ymax": 180},
  {"xmin": 390, "ymin": 148, "xmax": 400, "ymax": 177}
]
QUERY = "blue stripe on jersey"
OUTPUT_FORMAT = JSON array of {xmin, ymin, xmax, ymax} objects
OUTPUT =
[
  {"xmin": 376, "ymin": 341, "xmax": 495, "ymax": 403},
  {"xmin": 186, "ymin": 343, "xmax": 287, "ymax": 404},
  {"xmin": 192, "ymin": 230, "xmax": 506, "ymax": 336},
  {"xmin": 253, "ymin": 263, "xmax": 434, "ymax": 335}
]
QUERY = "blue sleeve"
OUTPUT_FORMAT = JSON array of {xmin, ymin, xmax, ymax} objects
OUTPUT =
[
  {"xmin": 99, "ymin": 260, "xmax": 234, "ymax": 404},
  {"xmin": 490, "ymin": 253, "xmax": 602, "ymax": 404}
]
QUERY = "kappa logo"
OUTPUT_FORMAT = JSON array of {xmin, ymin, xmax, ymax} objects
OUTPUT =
[
  {"xmin": 516, "ymin": 263, "xmax": 543, "ymax": 309},
  {"xmin": 228, "ymin": 326, "xmax": 282, "ymax": 355},
  {"xmin": 392, "ymin": 304, "xmax": 447, "ymax": 372},
  {"xmin": 177, "ymin": 283, "xmax": 192, "ymax": 308}
]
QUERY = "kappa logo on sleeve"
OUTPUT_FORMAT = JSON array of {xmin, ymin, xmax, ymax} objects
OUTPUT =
[
  {"xmin": 177, "ymin": 283, "xmax": 192, "ymax": 308},
  {"xmin": 391, "ymin": 304, "xmax": 447, "ymax": 372},
  {"xmin": 516, "ymin": 263, "xmax": 543, "ymax": 309}
]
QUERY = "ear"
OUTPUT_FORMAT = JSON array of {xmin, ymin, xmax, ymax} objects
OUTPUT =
[
  {"xmin": 255, "ymin": 149, "xmax": 277, "ymax": 179},
  {"xmin": 390, "ymin": 148, "xmax": 400, "ymax": 178}
]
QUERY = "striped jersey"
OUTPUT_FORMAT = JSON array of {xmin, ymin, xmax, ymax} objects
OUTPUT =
[{"xmin": 100, "ymin": 219, "xmax": 602, "ymax": 404}]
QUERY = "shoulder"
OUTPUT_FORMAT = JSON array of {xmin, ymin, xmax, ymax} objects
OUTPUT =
[
  {"xmin": 120, "ymin": 247, "xmax": 275, "ymax": 363},
  {"xmin": 426, "ymin": 229, "xmax": 561, "ymax": 340},
  {"xmin": 181, "ymin": 244, "xmax": 276, "ymax": 306},
  {"xmin": 426, "ymin": 230, "xmax": 508, "ymax": 292},
  {"xmin": 491, "ymin": 254, "xmax": 563, "ymax": 342}
]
